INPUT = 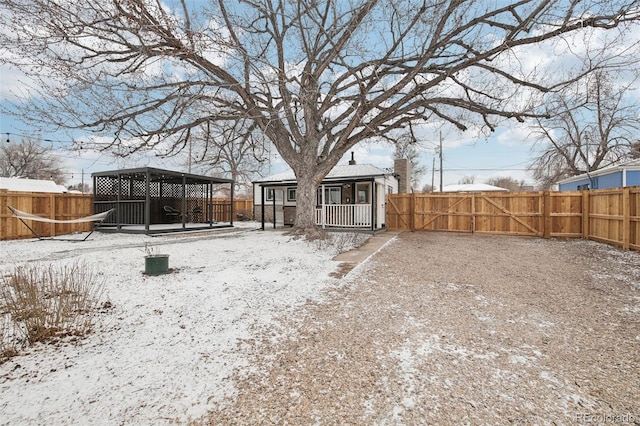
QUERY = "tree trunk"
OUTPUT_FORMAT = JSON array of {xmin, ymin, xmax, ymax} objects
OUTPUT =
[{"xmin": 291, "ymin": 172, "xmax": 322, "ymax": 237}]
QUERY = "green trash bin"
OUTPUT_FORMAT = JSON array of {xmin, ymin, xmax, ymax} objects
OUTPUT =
[{"xmin": 145, "ymin": 254, "xmax": 169, "ymax": 275}]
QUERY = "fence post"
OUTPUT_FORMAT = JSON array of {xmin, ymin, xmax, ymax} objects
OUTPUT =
[
  {"xmin": 623, "ymin": 187, "xmax": 630, "ymax": 250},
  {"xmin": 410, "ymin": 193, "xmax": 415, "ymax": 231},
  {"xmin": 50, "ymin": 193, "xmax": 56, "ymax": 237},
  {"xmin": 471, "ymin": 193, "xmax": 476, "ymax": 234},
  {"xmin": 543, "ymin": 191, "xmax": 551, "ymax": 239},
  {"xmin": 0, "ymin": 190, "xmax": 7, "ymax": 240},
  {"xmin": 582, "ymin": 190, "xmax": 590, "ymax": 240}
]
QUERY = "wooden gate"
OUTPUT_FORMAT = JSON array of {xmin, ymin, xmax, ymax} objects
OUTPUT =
[{"xmin": 387, "ymin": 192, "xmax": 546, "ymax": 237}]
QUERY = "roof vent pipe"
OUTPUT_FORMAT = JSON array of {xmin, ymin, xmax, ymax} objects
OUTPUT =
[{"xmin": 348, "ymin": 152, "xmax": 356, "ymax": 165}]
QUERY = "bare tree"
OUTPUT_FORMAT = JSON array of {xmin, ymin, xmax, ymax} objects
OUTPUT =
[
  {"xmin": 0, "ymin": 138, "xmax": 67, "ymax": 184},
  {"xmin": 629, "ymin": 141, "xmax": 640, "ymax": 159},
  {"xmin": 458, "ymin": 176, "xmax": 476, "ymax": 184},
  {"xmin": 1, "ymin": 0, "xmax": 638, "ymax": 234},
  {"xmin": 530, "ymin": 70, "xmax": 640, "ymax": 188},
  {"xmin": 485, "ymin": 176, "xmax": 530, "ymax": 191},
  {"xmin": 189, "ymin": 118, "xmax": 269, "ymax": 197}
]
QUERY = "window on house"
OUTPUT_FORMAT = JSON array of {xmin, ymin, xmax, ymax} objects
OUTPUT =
[
  {"xmin": 265, "ymin": 188, "xmax": 275, "ymax": 201},
  {"xmin": 356, "ymin": 183, "xmax": 370, "ymax": 204},
  {"xmin": 317, "ymin": 187, "xmax": 341, "ymax": 205},
  {"xmin": 387, "ymin": 185, "xmax": 394, "ymax": 194},
  {"xmin": 287, "ymin": 187, "xmax": 297, "ymax": 201}
]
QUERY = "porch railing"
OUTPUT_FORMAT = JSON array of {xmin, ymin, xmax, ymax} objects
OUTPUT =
[{"xmin": 315, "ymin": 204, "xmax": 372, "ymax": 228}]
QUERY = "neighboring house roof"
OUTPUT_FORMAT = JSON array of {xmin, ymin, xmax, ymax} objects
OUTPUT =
[
  {"xmin": 255, "ymin": 164, "xmax": 396, "ymax": 184},
  {"xmin": 557, "ymin": 158, "xmax": 640, "ymax": 185},
  {"xmin": 435, "ymin": 183, "xmax": 509, "ymax": 192},
  {"xmin": 0, "ymin": 177, "xmax": 66, "ymax": 193}
]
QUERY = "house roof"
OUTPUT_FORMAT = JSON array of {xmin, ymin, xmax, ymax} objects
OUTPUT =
[
  {"xmin": 557, "ymin": 159, "xmax": 640, "ymax": 184},
  {"xmin": 255, "ymin": 164, "xmax": 395, "ymax": 184},
  {"xmin": 0, "ymin": 177, "xmax": 66, "ymax": 193},
  {"xmin": 435, "ymin": 183, "xmax": 509, "ymax": 192}
]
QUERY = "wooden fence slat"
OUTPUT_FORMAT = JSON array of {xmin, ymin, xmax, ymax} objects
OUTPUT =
[{"xmin": 623, "ymin": 187, "xmax": 630, "ymax": 250}]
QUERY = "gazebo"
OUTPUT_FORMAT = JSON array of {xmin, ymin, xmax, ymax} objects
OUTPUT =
[{"xmin": 92, "ymin": 167, "xmax": 234, "ymax": 234}]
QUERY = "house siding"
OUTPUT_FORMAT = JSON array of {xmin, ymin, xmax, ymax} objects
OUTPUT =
[
  {"xmin": 559, "ymin": 177, "xmax": 592, "ymax": 191},
  {"xmin": 559, "ymin": 169, "xmax": 640, "ymax": 191},
  {"xmin": 626, "ymin": 170, "xmax": 640, "ymax": 186},
  {"xmin": 598, "ymin": 171, "xmax": 622, "ymax": 189}
]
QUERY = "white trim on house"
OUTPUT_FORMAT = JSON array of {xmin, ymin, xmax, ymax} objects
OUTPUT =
[{"xmin": 557, "ymin": 159, "xmax": 640, "ymax": 185}]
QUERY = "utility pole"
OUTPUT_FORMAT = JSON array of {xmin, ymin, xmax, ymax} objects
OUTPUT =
[
  {"xmin": 439, "ymin": 132, "xmax": 443, "ymax": 192},
  {"xmin": 431, "ymin": 156, "xmax": 435, "ymax": 192}
]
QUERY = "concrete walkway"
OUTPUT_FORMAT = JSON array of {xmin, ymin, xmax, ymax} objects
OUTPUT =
[{"xmin": 331, "ymin": 230, "xmax": 401, "ymax": 277}]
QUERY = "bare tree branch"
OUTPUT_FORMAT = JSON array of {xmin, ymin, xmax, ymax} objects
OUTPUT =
[{"xmin": 529, "ymin": 69, "xmax": 640, "ymax": 188}]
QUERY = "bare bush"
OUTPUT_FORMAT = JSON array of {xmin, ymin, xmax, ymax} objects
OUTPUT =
[
  {"xmin": 313, "ymin": 232, "xmax": 370, "ymax": 256},
  {"xmin": 235, "ymin": 209, "xmax": 253, "ymax": 221},
  {"xmin": 0, "ymin": 313, "xmax": 20, "ymax": 363},
  {"xmin": 0, "ymin": 261, "xmax": 105, "ymax": 357}
]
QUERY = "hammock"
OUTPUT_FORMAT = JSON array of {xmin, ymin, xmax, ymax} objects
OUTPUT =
[{"xmin": 8, "ymin": 206, "xmax": 114, "ymax": 241}]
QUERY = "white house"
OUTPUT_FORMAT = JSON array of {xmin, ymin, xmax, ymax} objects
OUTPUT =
[{"xmin": 253, "ymin": 157, "xmax": 408, "ymax": 231}]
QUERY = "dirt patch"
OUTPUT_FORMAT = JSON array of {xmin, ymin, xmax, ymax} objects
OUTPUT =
[{"xmin": 206, "ymin": 232, "xmax": 640, "ymax": 424}]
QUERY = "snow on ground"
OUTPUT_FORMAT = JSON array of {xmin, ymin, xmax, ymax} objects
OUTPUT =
[{"xmin": 0, "ymin": 223, "xmax": 355, "ymax": 425}]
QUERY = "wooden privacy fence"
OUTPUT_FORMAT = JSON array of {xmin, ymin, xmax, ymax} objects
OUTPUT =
[
  {"xmin": 386, "ymin": 187, "xmax": 640, "ymax": 252},
  {"xmin": 1, "ymin": 192, "xmax": 254, "ymax": 240},
  {"xmin": 1, "ymin": 191, "xmax": 94, "ymax": 240}
]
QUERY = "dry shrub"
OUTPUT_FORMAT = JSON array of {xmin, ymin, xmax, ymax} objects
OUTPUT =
[
  {"xmin": 313, "ymin": 231, "xmax": 370, "ymax": 255},
  {"xmin": 0, "ymin": 261, "xmax": 105, "ymax": 359},
  {"xmin": 235, "ymin": 209, "xmax": 253, "ymax": 221},
  {"xmin": 1, "ymin": 314, "xmax": 20, "ymax": 363}
]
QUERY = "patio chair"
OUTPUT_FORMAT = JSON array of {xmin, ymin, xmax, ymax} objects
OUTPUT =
[
  {"xmin": 163, "ymin": 205, "xmax": 180, "ymax": 222},
  {"xmin": 192, "ymin": 205, "xmax": 203, "ymax": 222}
]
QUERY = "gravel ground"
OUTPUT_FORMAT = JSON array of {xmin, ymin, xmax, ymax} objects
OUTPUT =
[{"xmin": 205, "ymin": 232, "xmax": 640, "ymax": 425}]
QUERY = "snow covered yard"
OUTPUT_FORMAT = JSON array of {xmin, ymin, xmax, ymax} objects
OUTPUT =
[{"xmin": 0, "ymin": 223, "xmax": 362, "ymax": 424}]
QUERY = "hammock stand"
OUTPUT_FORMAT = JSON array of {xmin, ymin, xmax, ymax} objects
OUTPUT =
[{"xmin": 8, "ymin": 206, "xmax": 115, "ymax": 241}]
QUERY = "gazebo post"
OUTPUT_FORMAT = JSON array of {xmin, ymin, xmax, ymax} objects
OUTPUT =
[
  {"xmin": 260, "ymin": 185, "xmax": 265, "ymax": 230},
  {"xmin": 117, "ymin": 173, "xmax": 122, "ymax": 230},
  {"xmin": 181, "ymin": 173, "xmax": 187, "ymax": 229},
  {"xmin": 145, "ymin": 169, "xmax": 151, "ymax": 231},
  {"xmin": 208, "ymin": 181, "xmax": 213, "ymax": 227},
  {"xmin": 230, "ymin": 182, "xmax": 234, "ymax": 227}
]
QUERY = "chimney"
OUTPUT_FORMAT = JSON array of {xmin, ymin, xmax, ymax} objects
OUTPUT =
[
  {"xmin": 348, "ymin": 152, "xmax": 356, "ymax": 165},
  {"xmin": 394, "ymin": 158, "xmax": 411, "ymax": 193}
]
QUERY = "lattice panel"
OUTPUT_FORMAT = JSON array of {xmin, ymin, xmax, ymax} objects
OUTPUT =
[
  {"xmin": 161, "ymin": 183, "xmax": 183, "ymax": 198},
  {"xmin": 129, "ymin": 178, "xmax": 146, "ymax": 200},
  {"xmin": 94, "ymin": 176, "xmax": 118, "ymax": 200},
  {"xmin": 149, "ymin": 181, "xmax": 161, "ymax": 198}
]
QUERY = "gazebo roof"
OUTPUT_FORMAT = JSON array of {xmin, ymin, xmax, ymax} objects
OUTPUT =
[{"xmin": 91, "ymin": 167, "xmax": 233, "ymax": 184}]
